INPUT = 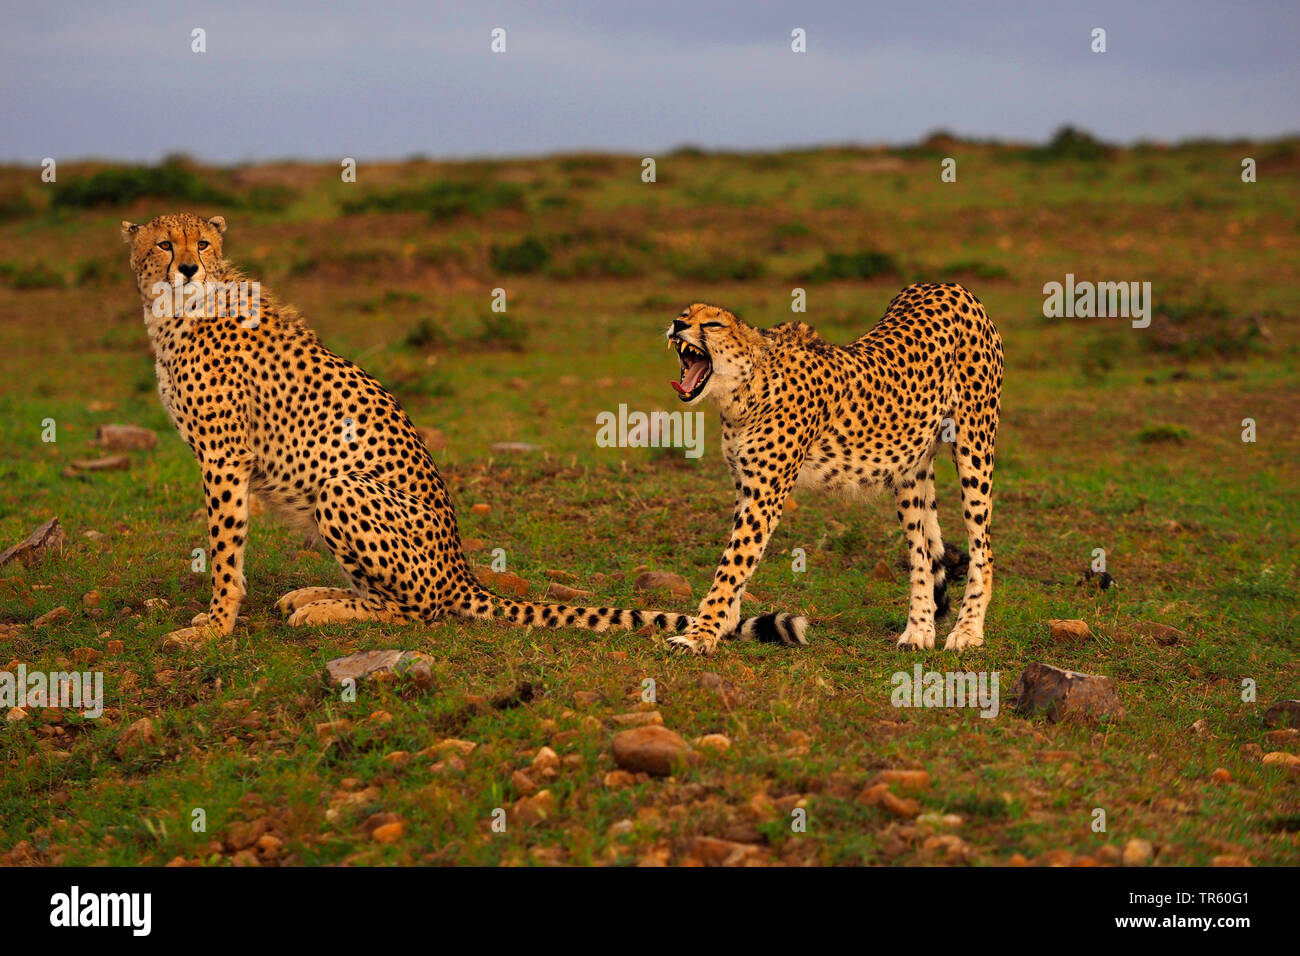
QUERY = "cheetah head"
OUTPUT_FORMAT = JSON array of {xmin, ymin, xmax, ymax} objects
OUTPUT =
[
  {"xmin": 120, "ymin": 213, "xmax": 227, "ymax": 306},
  {"xmin": 666, "ymin": 303, "xmax": 761, "ymax": 406}
]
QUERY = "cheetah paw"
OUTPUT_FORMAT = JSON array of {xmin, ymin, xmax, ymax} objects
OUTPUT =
[
  {"xmin": 666, "ymin": 632, "xmax": 720, "ymax": 656},
  {"xmin": 277, "ymin": 587, "xmax": 353, "ymax": 616},
  {"xmin": 943, "ymin": 627, "xmax": 984, "ymax": 651},
  {"xmin": 896, "ymin": 626, "xmax": 936, "ymax": 651}
]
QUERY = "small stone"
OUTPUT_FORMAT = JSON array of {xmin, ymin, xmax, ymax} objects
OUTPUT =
[
  {"xmin": 1190, "ymin": 719, "xmax": 1209, "ymax": 735},
  {"xmin": 603, "ymin": 770, "xmax": 636, "ymax": 788},
  {"xmin": 876, "ymin": 769, "xmax": 931, "ymax": 792},
  {"xmin": 0, "ymin": 518, "xmax": 64, "ymax": 568},
  {"xmin": 1121, "ymin": 839, "xmax": 1153, "ymax": 866},
  {"xmin": 95, "ymin": 424, "xmax": 157, "ymax": 451},
  {"xmin": 856, "ymin": 783, "xmax": 921, "ymax": 819},
  {"xmin": 324, "ymin": 649, "xmax": 435, "ymax": 687},
  {"xmin": 1008, "ymin": 662, "xmax": 1125, "ymax": 722},
  {"xmin": 1046, "ymin": 619, "xmax": 1092, "ymax": 641},
  {"xmin": 695, "ymin": 733, "xmax": 731, "ymax": 752},
  {"xmin": 532, "ymin": 746, "xmax": 560, "ymax": 773},
  {"xmin": 1135, "ymin": 621, "xmax": 1185, "ymax": 645},
  {"xmin": 544, "ymin": 583, "xmax": 593, "ymax": 600},
  {"xmin": 70, "ymin": 455, "xmax": 130, "ymax": 471},
  {"xmin": 611, "ymin": 710, "xmax": 663, "ymax": 728},
  {"xmin": 1264, "ymin": 728, "xmax": 1298, "ymax": 746},
  {"xmin": 871, "ymin": 559, "xmax": 893, "ymax": 581},
  {"xmin": 33, "ymin": 607, "xmax": 71, "ymax": 628},
  {"xmin": 1261, "ymin": 751, "xmax": 1300, "ymax": 768},
  {"xmin": 461, "ymin": 537, "xmax": 486, "ymax": 553},
  {"xmin": 474, "ymin": 567, "xmax": 529, "ymax": 597},
  {"xmin": 512, "ymin": 770, "xmax": 538, "ymax": 795},
  {"xmin": 490, "ymin": 442, "xmax": 541, "ymax": 453},
  {"xmin": 545, "ymin": 570, "xmax": 576, "ymax": 582},
  {"xmin": 6, "ymin": 707, "xmax": 28, "ymax": 722},
  {"xmin": 512, "ymin": 789, "xmax": 558, "ymax": 824},
  {"xmin": 371, "ymin": 822, "xmax": 405, "ymax": 844},
  {"xmin": 1211, "ymin": 855, "xmax": 1252, "ymax": 867},
  {"xmin": 114, "ymin": 717, "xmax": 156, "ymax": 758},
  {"xmin": 573, "ymin": 691, "xmax": 600, "ymax": 707},
  {"xmin": 314, "ymin": 719, "xmax": 352, "ymax": 741},
  {"xmin": 81, "ymin": 590, "xmax": 101, "ymax": 609},
  {"xmin": 417, "ymin": 427, "xmax": 447, "ymax": 451},
  {"xmin": 916, "ymin": 812, "xmax": 964, "ymax": 829},
  {"xmin": 1210, "ymin": 768, "xmax": 1231, "ymax": 782},
  {"xmin": 633, "ymin": 571, "xmax": 692, "ymax": 598},
  {"xmin": 612, "ymin": 725, "xmax": 693, "ymax": 776},
  {"xmin": 1263, "ymin": 700, "xmax": 1300, "ymax": 729},
  {"xmin": 471, "ymin": 503, "xmax": 492, "ymax": 515}
]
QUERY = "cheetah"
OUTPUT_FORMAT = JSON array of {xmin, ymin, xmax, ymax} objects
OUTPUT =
[
  {"xmin": 120, "ymin": 213, "xmax": 803, "ymax": 646},
  {"xmin": 663, "ymin": 284, "xmax": 1004, "ymax": 655}
]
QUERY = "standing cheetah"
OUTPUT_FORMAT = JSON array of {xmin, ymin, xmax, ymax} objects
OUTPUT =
[
  {"xmin": 120, "ymin": 214, "xmax": 802, "ymax": 646},
  {"xmin": 664, "ymin": 283, "xmax": 1003, "ymax": 655}
]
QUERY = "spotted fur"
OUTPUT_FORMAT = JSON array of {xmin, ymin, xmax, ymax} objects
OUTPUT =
[
  {"xmin": 121, "ymin": 213, "xmax": 803, "ymax": 645},
  {"xmin": 664, "ymin": 284, "xmax": 1003, "ymax": 654}
]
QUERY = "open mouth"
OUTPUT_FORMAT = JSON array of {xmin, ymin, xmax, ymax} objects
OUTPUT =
[{"xmin": 670, "ymin": 337, "xmax": 712, "ymax": 401}]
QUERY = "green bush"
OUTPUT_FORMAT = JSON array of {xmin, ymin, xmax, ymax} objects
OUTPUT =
[
  {"xmin": 804, "ymin": 250, "xmax": 898, "ymax": 282},
  {"xmin": 52, "ymin": 160, "xmax": 233, "ymax": 208},
  {"xmin": 342, "ymin": 180, "xmax": 525, "ymax": 221},
  {"xmin": 1028, "ymin": 125, "xmax": 1112, "ymax": 162},
  {"xmin": 670, "ymin": 252, "xmax": 766, "ymax": 282},
  {"xmin": 490, "ymin": 236, "xmax": 550, "ymax": 274}
]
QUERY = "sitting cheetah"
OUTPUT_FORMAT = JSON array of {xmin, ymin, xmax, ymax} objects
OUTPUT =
[
  {"xmin": 664, "ymin": 284, "xmax": 1004, "ymax": 655},
  {"xmin": 120, "ymin": 213, "xmax": 802, "ymax": 646}
]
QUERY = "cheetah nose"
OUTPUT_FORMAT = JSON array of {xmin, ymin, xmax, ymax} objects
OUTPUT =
[
  {"xmin": 178, "ymin": 263, "xmax": 198, "ymax": 280},
  {"xmin": 671, "ymin": 319, "xmax": 688, "ymax": 334}
]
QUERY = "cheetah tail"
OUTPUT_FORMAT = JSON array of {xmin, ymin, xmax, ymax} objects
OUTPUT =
[{"xmin": 453, "ymin": 579, "xmax": 809, "ymax": 644}]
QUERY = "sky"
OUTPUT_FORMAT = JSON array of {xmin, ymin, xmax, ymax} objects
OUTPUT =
[{"xmin": 1, "ymin": 0, "xmax": 1296, "ymax": 164}]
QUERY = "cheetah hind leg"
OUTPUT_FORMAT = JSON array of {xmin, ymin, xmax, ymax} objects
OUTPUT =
[
  {"xmin": 277, "ymin": 586, "xmax": 356, "ymax": 617},
  {"xmin": 286, "ymin": 593, "xmax": 410, "ymax": 627}
]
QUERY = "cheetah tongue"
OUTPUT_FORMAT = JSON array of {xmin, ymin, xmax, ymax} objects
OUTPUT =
[{"xmin": 673, "ymin": 358, "xmax": 709, "ymax": 395}]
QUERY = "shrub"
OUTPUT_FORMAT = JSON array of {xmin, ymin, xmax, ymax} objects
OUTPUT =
[
  {"xmin": 490, "ymin": 236, "xmax": 550, "ymax": 274},
  {"xmin": 670, "ymin": 252, "xmax": 766, "ymax": 282},
  {"xmin": 804, "ymin": 250, "xmax": 898, "ymax": 282},
  {"xmin": 52, "ymin": 160, "xmax": 233, "ymax": 208},
  {"xmin": 342, "ymin": 180, "xmax": 525, "ymax": 221}
]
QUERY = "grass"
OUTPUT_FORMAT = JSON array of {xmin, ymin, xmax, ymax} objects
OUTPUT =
[{"xmin": 0, "ymin": 136, "xmax": 1297, "ymax": 867}]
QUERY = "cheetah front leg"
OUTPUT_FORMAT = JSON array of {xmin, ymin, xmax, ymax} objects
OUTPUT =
[
  {"xmin": 165, "ymin": 454, "xmax": 253, "ymax": 645},
  {"xmin": 669, "ymin": 477, "xmax": 794, "ymax": 656}
]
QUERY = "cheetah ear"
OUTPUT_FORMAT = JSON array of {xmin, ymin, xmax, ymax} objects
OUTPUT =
[
  {"xmin": 207, "ymin": 216, "xmax": 227, "ymax": 235},
  {"xmin": 120, "ymin": 221, "xmax": 139, "ymax": 242}
]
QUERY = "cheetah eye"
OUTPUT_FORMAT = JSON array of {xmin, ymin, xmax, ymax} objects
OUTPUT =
[
  {"xmin": 157, "ymin": 241, "xmax": 172, "ymax": 251},
  {"xmin": 197, "ymin": 240, "xmax": 209, "ymax": 250},
  {"xmin": 700, "ymin": 321, "xmax": 724, "ymax": 329}
]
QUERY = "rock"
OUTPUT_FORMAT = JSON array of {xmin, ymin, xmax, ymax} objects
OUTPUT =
[
  {"xmin": 114, "ymin": 717, "xmax": 156, "ymax": 758},
  {"xmin": 1121, "ymin": 839, "xmax": 1153, "ymax": 866},
  {"xmin": 81, "ymin": 590, "xmax": 100, "ymax": 608},
  {"xmin": 1008, "ymin": 662, "xmax": 1125, "ymax": 722},
  {"xmin": 471, "ymin": 503, "xmax": 492, "ymax": 514},
  {"xmin": 856, "ymin": 783, "xmax": 921, "ymax": 819},
  {"xmin": 95, "ymin": 424, "xmax": 157, "ymax": 451},
  {"xmin": 695, "ymin": 733, "xmax": 731, "ymax": 752},
  {"xmin": 1046, "ymin": 619, "xmax": 1092, "ymax": 641},
  {"xmin": 875, "ymin": 769, "xmax": 931, "ymax": 792},
  {"xmin": 314, "ymin": 719, "xmax": 352, "ymax": 741},
  {"xmin": 1190, "ymin": 719, "xmax": 1209, "ymax": 735},
  {"xmin": 32, "ymin": 606, "xmax": 71, "ymax": 628},
  {"xmin": 690, "ymin": 836, "xmax": 760, "ymax": 866},
  {"xmin": 871, "ymin": 559, "xmax": 894, "ymax": 581},
  {"xmin": 1135, "ymin": 621, "xmax": 1185, "ymax": 645},
  {"xmin": 699, "ymin": 672, "xmax": 743, "ymax": 705},
  {"xmin": 490, "ymin": 442, "xmax": 541, "ymax": 453},
  {"xmin": 603, "ymin": 770, "xmax": 637, "ymax": 788},
  {"xmin": 573, "ymin": 691, "xmax": 600, "ymax": 707},
  {"xmin": 70, "ymin": 455, "xmax": 131, "ymax": 471},
  {"xmin": 633, "ymin": 571, "xmax": 692, "ymax": 598},
  {"xmin": 1211, "ymin": 855, "xmax": 1252, "ymax": 867},
  {"xmin": 544, "ymin": 570, "xmax": 576, "ymax": 582},
  {"xmin": 1263, "ymin": 700, "xmax": 1300, "ymax": 729},
  {"xmin": 1210, "ymin": 768, "xmax": 1231, "ymax": 782},
  {"xmin": 0, "ymin": 518, "xmax": 64, "ymax": 568},
  {"xmin": 916, "ymin": 812, "xmax": 964, "ymax": 829},
  {"xmin": 461, "ymin": 537, "xmax": 486, "ymax": 553},
  {"xmin": 512, "ymin": 789, "xmax": 557, "ymax": 824},
  {"xmin": 473, "ymin": 566, "xmax": 529, "ymax": 597},
  {"xmin": 611, "ymin": 725, "xmax": 693, "ymax": 776},
  {"xmin": 611, "ymin": 710, "xmax": 663, "ymax": 728},
  {"xmin": 920, "ymin": 833, "xmax": 970, "ymax": 863},
  {"xmin": 371, "ymin": 822, "xmax": 404, "ymax": 843},
  {"xmin": 1261, "ymin": 751, "xmax": 1300, "ymax": 769},
  {"xmin": 531, "ymin": 746, "xmax": 560, "ymax": 773},
  {"xmin": 324, "ymin": 650, "xmax": 434, "ymax": 688},
  {"xmin": 512, "ymin": 770, "xmax": 538, "ymax": 795},
  {"xmin": 6, "ymin": 707, "xmax": 28, "ymax": 722},
  {"xmin": 544, "ymin": 583, "xmax": 593, "ymax": 600}
]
